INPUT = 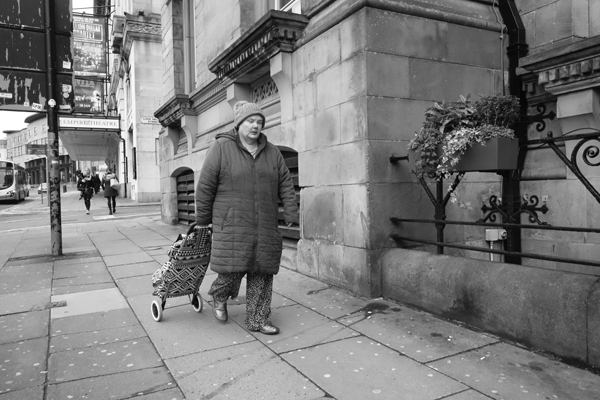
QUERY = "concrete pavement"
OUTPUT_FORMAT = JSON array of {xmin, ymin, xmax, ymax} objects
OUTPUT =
[{"xmin": 1, "ymin": 190, "xmax": 599, "ymax": 399}]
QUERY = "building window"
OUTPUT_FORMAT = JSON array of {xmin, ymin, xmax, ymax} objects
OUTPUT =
[{"xmin": 275, "ymin": 0, "xmax": 301, "ymax": 13}]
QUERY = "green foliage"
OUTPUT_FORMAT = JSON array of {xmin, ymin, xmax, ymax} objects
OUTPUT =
[{"xmin": 408, "ymin": 94, "xmax": 520, "ymax": 180}]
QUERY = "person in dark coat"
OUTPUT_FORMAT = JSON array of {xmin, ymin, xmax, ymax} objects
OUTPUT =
[
  {"xmin": 101, "ymin": 169, "xmax": 119, "ymax": 215},
  {"xmin": 92, "ymin": 173, "xmax": 101, "ymax": 194},
  {"xmin": 195, "ymin": 101, "xmax": 298, "ymax": 335},
  {"xmin": 77, "ymin": 168, "xmax": 95, "ymax": 215}
]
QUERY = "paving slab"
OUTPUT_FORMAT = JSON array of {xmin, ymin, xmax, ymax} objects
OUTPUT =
[
  {"xmin": 52, "ymin": 270, "xmax": 113, "ymax": 287},
  {"xmin": 103, "ymin": 252, "xmax": 155, "ymax": 267},
  {"xmin": 108, "ymin": 261, "xmax": 161, "ymax": 279},
  {"xmin": 115, "ymin": 275, "xmax": 153, "ymax": 298},
  {"xmin": 0, "ymin": 274, "xmax": 52, "ymax": 294},
  {"xmin": 51, "ymin": 282, "xmax": 116, "ymax": 295},
  {"xmin": 95, "ymin": 243, "xmax": 143, "ymax": 257},
  {"xmin": 166, "ymin": 341, "xmax": 325, "ymax": 399},
  {"xmin": 0, "ymin": 311, "xmax": 49, "ymax": 344},
  {"xmin": 50, "ymin": 288, "xmax": 128, "ymax": 319},
  {"xmin": 343, "ymin": 303, "xmax": 499, "ymax": 363},
  {"xmin": 50, "ymin": 308, "xmax": 140, "ymax": 336},
  {"xmin": 428, "ymin": 342, "xmax": 600, "ymax": 400},
  {"xmin": 151, "ymin": 254, "xmax": 170, "ymax": 264},
  {"xmin": 63, "ymin": 246, "xmax": 98, "ymax": 254},
  {"xmin": 133, "ymin": 387, "xmax": 184, "ymax": 400},
  {"xmin": 231, "ymin": 304, "xmax": 360, "ymax": 354},
  {"xmin": 0, "ymin": 289, "xmax": 51, "ymax": 315},
  {"xmin": 443, "ymin": 390, "xmax": 493, "ymax": 400},
  {"xmin": 144, "ymin": 246, "xmax": 171, "ymax": 256},
  {"xmin": 282, "ymin": 337, "xmax": 467, "ymax": 400},
  {"xmin": 128, "ymin": 294, "xmax": 255, "ymax": 359},
  {"xmin": 0, "ymin": 263, "xmax": 52, "ymax": 276},
  {"xmin": 0, "ymin": 337, "xmax": 48, "ymax": 394},
  {"xmin": 47, "ymin": 337, "xmax": 163, "ymax": 383},
  {"xmin": 52, "ymin": 262, "xmax": 107, "ymax": 279},
  {"xmin": 0, "ymin": 385, "xmax": 43, "ymax": 400},
  {"xmin": 49, "ymin": 325, "xmax": 147, "ymax": 353},
  {"xmin": 53, "ymin": 256, "xmax": 103, "ymax": 267}
]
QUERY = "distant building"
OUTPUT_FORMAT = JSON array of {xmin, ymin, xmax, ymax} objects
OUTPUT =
[
  {"xmin": 0, "ymin": 139, "xmax": 7, "ymax": 159},
  {"xmin": 4, "ymin": 114, "xmax": 74, "ymax": 184}
]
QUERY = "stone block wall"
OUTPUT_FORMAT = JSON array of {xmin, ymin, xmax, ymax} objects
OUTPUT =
[
  {"xmin": 289, "ymin": 3, "xmax": 507, "ymax": 296},
  {"xmin": 381, "ymin": 248, "xmax": 600, "ymax": 368},
  {"xmin": 516, "ymin": 0, "xmax": 600, "ymax": 54}
]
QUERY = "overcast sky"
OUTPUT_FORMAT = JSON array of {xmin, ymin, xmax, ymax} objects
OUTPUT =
[{"xmin": 0, "ymin": 0, "xmax": 96, "ymax": 139}]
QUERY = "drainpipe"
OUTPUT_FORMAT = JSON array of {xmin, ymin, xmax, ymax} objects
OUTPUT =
[
  {"xmin": 121, "ymin": 136, "xmax": 128, "ymax": 198},
  {"xmin": 498, "ymin": 0, "xmax": 529, "ymax": 264}
]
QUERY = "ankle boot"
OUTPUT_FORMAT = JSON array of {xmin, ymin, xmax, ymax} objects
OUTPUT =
[{"xmin": 212, "ymin": 296, "xmax": 228, "ymax": 323}]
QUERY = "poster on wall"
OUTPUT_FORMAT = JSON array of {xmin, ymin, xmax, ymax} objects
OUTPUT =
[
  {"xmin": 73, "ymin": 14, "xmax": 107, "ymax": 76},
  {"xmin": 74, "ymin": 78, "xmax": 103, "ymax": 113}
]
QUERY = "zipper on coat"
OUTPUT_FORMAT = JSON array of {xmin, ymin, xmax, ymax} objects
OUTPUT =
[{"xmin": 251, "ymin": 155, "xmax": 259, "ymax": 272}]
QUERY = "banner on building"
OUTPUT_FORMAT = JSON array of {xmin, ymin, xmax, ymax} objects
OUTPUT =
[
  {"xmin": 74, "ymin": 78, "xmax": 104, "ymax": 113},
  {"xmin": 73, "ymin": 14, "xmax": 107, "ymax": 77}
]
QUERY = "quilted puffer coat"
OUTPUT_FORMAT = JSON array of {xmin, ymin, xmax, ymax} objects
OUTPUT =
[{"xmin": 195, "ymin": 129, "xmax": 298, "ymax": 275}]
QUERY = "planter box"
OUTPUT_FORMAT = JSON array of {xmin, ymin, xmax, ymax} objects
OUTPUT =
[
  {"xmin": 408, "ymin": 137, "xmax": 519, "ymax": 177},
  {"xmin": 452, "ymin": 137, "xmax": 518, "ymax": 172}
]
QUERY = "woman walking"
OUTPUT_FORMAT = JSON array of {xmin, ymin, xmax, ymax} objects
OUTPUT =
[
  {"xmin": 195, "ymin": 101, "xmax": 298, "ymax": 335},
  {"xmin": 101, "ymin": 169, "xmax": 119, "ymax": 215},
  {"xmin": 78, "ymin": 168, "xmax": 95, "ymax": 215}
]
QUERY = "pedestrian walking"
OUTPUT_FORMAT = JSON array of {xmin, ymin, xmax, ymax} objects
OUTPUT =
[
  {"xmin": 77, "ymin": 168, "xmax": 95, "ymax": 215},
  {"xmin": 101, "ymin": 169, "xmax": 119, "ymax": 215},
  {"xmin": 92, "ymin": 172, "xmax": 101, "ymax": 194},
  {"xmin": 195, "ymin": 101, "xmax": 298, "ymax": 335}
]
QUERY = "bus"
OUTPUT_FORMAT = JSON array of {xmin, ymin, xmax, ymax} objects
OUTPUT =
[{"xmin": 0, "ymin": 160, "xmax": 29, "ymax": 202}]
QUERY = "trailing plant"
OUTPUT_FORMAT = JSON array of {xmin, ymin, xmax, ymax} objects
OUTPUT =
[{"xmin": 408, "ymin": 94, "xmax": 520, "ymax": 181}]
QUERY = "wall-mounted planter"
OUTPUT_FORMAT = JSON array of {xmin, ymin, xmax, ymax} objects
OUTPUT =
[{"xmin": 449, "ymin": 137, "xmax": 519, "ymax": 173}]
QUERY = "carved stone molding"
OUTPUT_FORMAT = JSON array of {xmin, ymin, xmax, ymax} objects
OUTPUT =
[
  {"xmin": 190, "ymin": 79, "xmax": 226, "ymax": 115},
  {"xmin": 208, "ymin": 10, "xmax": 308, "ymax": 86},
  {"xmin": 154, "ymin": 94, "xmax": 194, "ymax": 128},
  {"xmin": 117, "ymin": 14, "xmax": 162, "ymax": 61},
  {"xmin": 520, "ymin": 36, "xmax": 600, "ymax": 96}
]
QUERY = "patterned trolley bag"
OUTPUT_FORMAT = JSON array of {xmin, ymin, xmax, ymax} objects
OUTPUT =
[{"xmin": 150, "ymin": 223, "xmax": 211, "ymax": 322}]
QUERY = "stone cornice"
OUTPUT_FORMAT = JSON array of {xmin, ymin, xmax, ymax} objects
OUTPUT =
[
  {"xmin": 154, "ymin": 94, "xmax": 194, "ymax": 127},
  {"xmin": 208, "ymin": 10, "xmax": 308, "ymax": 86},
  {"xmin": 190, "ymin": 79, "xmax": 226, "ymax": 115},
  {"xmin": 519, "ymin": 36, "xmax": 600, "ymax": 95},
  {"xmin": 121, "ymin": 14, "xmax": 162, "ymax": 61}
]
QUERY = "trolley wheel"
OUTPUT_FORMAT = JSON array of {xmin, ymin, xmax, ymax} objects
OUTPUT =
[
  {"xmin": 151, "ymin": 299, "xmax": 163, "ymax": 322},
  {"xmin": 191, "ymin": 292, "xmax": 203, "ymax": 313}
]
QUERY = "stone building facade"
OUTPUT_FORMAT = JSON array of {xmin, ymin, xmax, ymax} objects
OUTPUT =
[
  {"xmin": 152, "ymin": 0, "xmax": 600, "ymax": 366},
  {"xmin": 109, "ymin": 3, "xmax": 163, "ymax": 202},
  {"xmin": 153, "ymin": 0, "xmax": 600, "ymax": 291},
  {"xmin": 155, "ymin": 0, "xmax": 513, "ymax": 295}
]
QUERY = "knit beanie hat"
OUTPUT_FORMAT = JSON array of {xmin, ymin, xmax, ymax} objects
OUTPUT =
[{"xmin": 233, "ymin": 101, "xmax": 265, "ymax": 128}]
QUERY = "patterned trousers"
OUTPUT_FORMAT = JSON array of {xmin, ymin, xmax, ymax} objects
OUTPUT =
[{"xmin": 208, "ymin": 272, "xmax": 273, "ymax": 330}]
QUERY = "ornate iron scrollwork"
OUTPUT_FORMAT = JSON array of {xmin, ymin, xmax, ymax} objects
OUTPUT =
[
  {"xmin": 528, "ymin": 129, "xmax": 600, "ymax": 204},
  {"xmin": 527, "ymin": 103, "xmax": 556, "ymax": 132},
  {"xmin": 477, "ymin": 195, "xmax": 549, "ymax": 225},
  {"xmin": 479, "ymin": 194, "xmax": 549, "ymax": 225}
]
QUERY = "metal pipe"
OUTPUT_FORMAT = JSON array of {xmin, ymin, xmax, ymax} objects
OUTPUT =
[
  {"xmin": 390, "ymin": 234, "xmax": 600, "ymax": 268},
  {"xmin": 390, "ymin": 217, "xmax": 600, "ymax": 233}
]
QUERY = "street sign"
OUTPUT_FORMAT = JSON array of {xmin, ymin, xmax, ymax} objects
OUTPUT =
[
  {"xmin": 141, "ymin": 117, "xmax": 160, "ymax": 125},
  {"xmin": 27, "ymin": 144, "xmax": 47, "ymax": 156}
]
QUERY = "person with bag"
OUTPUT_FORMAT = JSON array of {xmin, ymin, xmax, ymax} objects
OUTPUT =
[
  {"xmin": 195, "ymin": 101, "xmax": 298, "ymax": 335},
  {"xmin": 101, "ymin": 169, "xmax": 119, "ymax": 215},
  {"xmin": 77, "ymin": 167, "xmax": 95, "ymax": 215}
]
